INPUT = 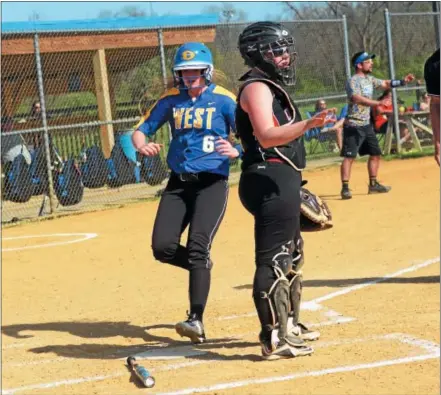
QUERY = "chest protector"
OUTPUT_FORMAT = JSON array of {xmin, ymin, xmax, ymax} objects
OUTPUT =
[{"xmin": 235, "ymin": 76, "xmax": 306, "ymax": 171}]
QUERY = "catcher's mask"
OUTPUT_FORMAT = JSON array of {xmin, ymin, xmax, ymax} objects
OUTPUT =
[
  {"xmin": 173, "ymin": 42, "xmax": 214, "ymax": 89},
  {"xmin": 238, "ymin": 21, "xmax": 297, "ymax": 86}
]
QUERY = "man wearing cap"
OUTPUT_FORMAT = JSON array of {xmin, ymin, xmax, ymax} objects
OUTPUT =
[{"xmin": 340, "ymin": 51, "xmax": 415, "ymax": 200}]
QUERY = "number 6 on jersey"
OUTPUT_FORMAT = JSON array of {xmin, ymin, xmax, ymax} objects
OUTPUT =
[{"xmin": 202, "ymin": 135, "xmax": 215, "ymax": 153}]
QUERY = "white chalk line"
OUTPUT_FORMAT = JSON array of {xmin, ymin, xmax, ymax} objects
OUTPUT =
[
  {"xmin": 217, "ymin": 257, "xmax": 440, "ymax": 321},
  {"xmin": 2, "ymin": 233, "xmax": 98, "ymax": 252},
  {"xmin": 218, "ymin": 299, "xmax": 355, "ymax": 329},
  {"xmin": 5, "ymin": 254, "xmax": 435, "ymax": 351},
  {"xmin": 150, "ymin": 335, "xmax": 440, "ymax": 395},
  {"xmin": 2, "ymin": 345, "xmax": 205, "ymax": 369},
  {"xmin": 153, "ymin": 355, "xmax": 439, "ymax": 395},
  {"xmin": 4, "ymin": 256, "xmax": 436, "ymax": 359},
  {"xmin": 1, "ymin": 257, "xmax": 439, "ymax": 392},
  {"xmin": 1, "ymin": 304, "xmax": 350, "ymax": 355},
  {"xmin": 5, "ymin": 357, "xmax": 67, "ymax": 368},
  {"xmin": 313, "ymin": 257, "xmax": 440, "ymax": 304},
  {"xmin": 128, "ymin": 313, "xmax": 353, "ymax": 362},
  {"xmin": 1, "ymin": 313, "xmax": 353, "ymax": 360},
  {"xmin": 0, "ymin": 359, "xmax": 208, "ymax": 395},
  {"xmin": 2, "ymin": 333, "xmax": 438, "ymax": 395}
]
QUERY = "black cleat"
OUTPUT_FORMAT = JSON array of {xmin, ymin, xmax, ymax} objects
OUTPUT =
[
  {"xmin": 175, "ymin": 312, "xmax": 206, "ymax": 344},
  {"xmin": 341, "ymin": 187, "xmax": 352, "ymax": 200},
  {"xmin": 368, "ymin": 182, "xmax": 391, "ymax": 194}
]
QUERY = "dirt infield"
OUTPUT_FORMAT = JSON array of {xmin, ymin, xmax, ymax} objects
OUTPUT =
[{"xmin": 2, "ymin": 157, "xmax": 439, "ymax": 395}]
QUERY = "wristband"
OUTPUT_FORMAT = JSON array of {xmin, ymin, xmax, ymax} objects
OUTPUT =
[{"xmin": 391, "ymin": 79, "xmax": 405, "ymax": 88}]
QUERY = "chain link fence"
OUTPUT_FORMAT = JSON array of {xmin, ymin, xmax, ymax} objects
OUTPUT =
[
  {"xmin": 1, "ymin": 13, "xmax": 439, "ymax": 224},
  {"xmin": 384, "ymin": 10, "xmax": 440, "ymax": 152}
]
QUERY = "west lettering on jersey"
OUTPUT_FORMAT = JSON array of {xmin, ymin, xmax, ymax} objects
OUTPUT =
[
  {"xmin": 173, "ymin": 108, "xmax": 185, "ymax": 130},
  {"xmin": 173, "ymin": 107, "xmax": 216, "ymax": 130}
]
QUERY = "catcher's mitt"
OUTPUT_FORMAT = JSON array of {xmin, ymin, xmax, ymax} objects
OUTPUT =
[{"xmin": 300, "ymin": 181, "xmax": 333, "ymax": 230}]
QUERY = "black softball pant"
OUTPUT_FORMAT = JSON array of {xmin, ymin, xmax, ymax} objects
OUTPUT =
[
  {"xmin": 152, "ymin": 172, "xmax": 229, "ymax": 321},
  {"xmin": 238, "ymin": 162, "xmax": 302, "ymax": 338}
]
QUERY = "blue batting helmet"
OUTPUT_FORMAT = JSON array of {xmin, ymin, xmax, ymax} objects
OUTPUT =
[{"xmin": 173, "ymin": 42, "xmax": 214, "ymax": 88}]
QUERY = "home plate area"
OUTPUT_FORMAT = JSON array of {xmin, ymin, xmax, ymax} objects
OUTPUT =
[
  {"xmin": 128, "ymin": 303, "xmax": 439, "ymax": 395},
  {"xmin": 1, "ymin": 258, "xmax": 439, "ymax": 394},
  {"xmin": 131, "ymin": 332, "xmax": 440, "ymax": 395},
  {"xmin": 130, "ymin": 259, "xmax": 440, "ymax": 394}
]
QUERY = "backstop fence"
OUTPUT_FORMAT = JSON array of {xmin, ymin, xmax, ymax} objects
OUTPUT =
[{"xmin": 1, "ymin": 11, "xmax": 439, "ymax": 224}]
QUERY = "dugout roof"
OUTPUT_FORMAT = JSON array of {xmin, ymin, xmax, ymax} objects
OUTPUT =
[{"xmin": 1, "ymin": 14, "xmax": 218, "ymax": 118}]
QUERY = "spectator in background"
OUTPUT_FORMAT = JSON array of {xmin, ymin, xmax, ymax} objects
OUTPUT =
[
  {"xmin": 424, "ymin": 48, "xmax": 440, "ymax": 166},
  {"xmin": 27, "ymin": 101, "xmax": 44, "ymax": 149},
  {"xmin": 31, "ymin": 101, "xmax": 42, "ymax": 119},
  {"xmin": 372, "ymin": 90, "xmax": 393, "ymax": 136},
  {"xmin": 397, "ymin": 104, "xmax": 412, "ymax": 146},
  {"xmin": 419, "ymin": 91, "xmax": 430, "ymax": 112},
  {"xmin": 373, "ymin": 90, "xmax": 411, "ymax": 147},
  {"xmin": 415, "ymin": 79, "xmax": 424, "ymax": 104},
  {"xmin": 314, "ymin": 99, "xmax": 344, "ymax": 150}
]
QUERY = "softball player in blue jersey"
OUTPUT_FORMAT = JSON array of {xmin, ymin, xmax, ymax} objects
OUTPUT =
[{"xmin": 132, "ymin": 42, "xmax": 240, "ymax": 343}]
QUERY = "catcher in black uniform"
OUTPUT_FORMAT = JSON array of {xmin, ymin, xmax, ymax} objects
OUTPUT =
[{"xmin": 233, "ymin": 21, "xmax": 336, "ymax": 360}]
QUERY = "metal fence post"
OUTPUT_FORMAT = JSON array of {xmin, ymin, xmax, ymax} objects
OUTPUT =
[
  {"xmin": 157, "ymin": 28, "xmax": 172, "ymax": 141},
  {"xmin": 157, "ymin": 28, "xmax": 168, "ymax": 91},
  {"xmin": 342, "ymin": 15, "xmax": 351, "ymax": 81},
  {"xmin": 33, "ymin": 32, "xmax": 57, "ymax": 213},
  {"xmin": 433, "ymin": 1, "xmax": 440, "ymax": 49},
  {"xmin": 384, "ymin": 9, "xmax": 402, "ymax": 154}
]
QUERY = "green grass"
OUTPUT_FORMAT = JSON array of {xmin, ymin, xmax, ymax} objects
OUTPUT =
[{"xmin": 382, "ymin": 145, "xmax": 435, "ymax": 161}]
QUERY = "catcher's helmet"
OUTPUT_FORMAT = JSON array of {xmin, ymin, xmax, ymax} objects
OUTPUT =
[
  {"xmin": 173, "ymin": 42, "xmax": 214, "ymax": 88},
  {"xmin": 238, "ymin": 21, "xmax": 297, "ymax": 86}
]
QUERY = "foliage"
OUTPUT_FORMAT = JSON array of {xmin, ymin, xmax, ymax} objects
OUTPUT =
[
  {"xmin": 202, "ymin": 3, "xmax": 247, "ymax": 23},
  {"xmin": 16, "ymin": 1, "xmax": 437, "ymax": 163},
  {"xmin": 97, "ymin": 5, "xmax": 155, "ymax": 19}
]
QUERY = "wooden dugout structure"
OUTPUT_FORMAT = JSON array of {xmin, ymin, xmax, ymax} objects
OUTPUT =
[{"xmin": 1, "ymin": 15, "xmax": 218, "ymax": 157}]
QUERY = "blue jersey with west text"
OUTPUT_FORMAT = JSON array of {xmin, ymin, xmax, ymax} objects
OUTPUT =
[{"xmin": 135, "ymin": 84, "xmax": 236, "ymax": 176}]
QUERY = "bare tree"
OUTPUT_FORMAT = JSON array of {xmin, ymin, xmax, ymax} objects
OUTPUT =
[
  {"xmin": 282, "ymin": 1, "xmax": 434, "ymax": 75},
  {"xmin": 284, "ymin": 2, "xmax": 388, "ymax": 56},
  {"xmin": 97, "ymin": 10, "xmax": 113, "ymax": 19},
  {"xmin": 97, "ymin": 4, "xmax": 158, "ymax": 19},
  {"xmin": 202, "ymin": 3, "xmax": 247, "ymax": 23},
  {"xmin": 115, "ymin": 6, "xmax": 147, "ymax": 18},
  {"xmin": 28, "ymin": 11, "xmax": 41, "ymax": 21}
]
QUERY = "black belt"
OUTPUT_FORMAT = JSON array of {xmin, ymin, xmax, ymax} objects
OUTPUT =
[
  {"xmin": 178, "ymin": 173, "xmax": 200, "ymax": 182},
  {"xmin": 172, "ymin": 172, "xmax": 226, "ymax": 183}
]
